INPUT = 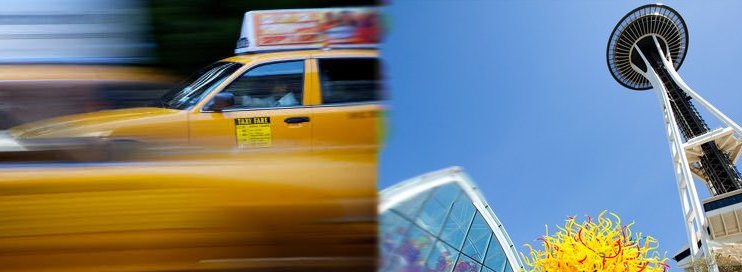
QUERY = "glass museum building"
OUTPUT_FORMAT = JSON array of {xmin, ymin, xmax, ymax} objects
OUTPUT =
[{"xmin": 380, "ymin": 167, "xmax": 523, "ymax": 272}]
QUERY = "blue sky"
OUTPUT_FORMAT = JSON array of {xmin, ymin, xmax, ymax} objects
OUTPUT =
[{"xmin": 379, "ymin": 1, "xmax": 742, "ymax": 269}]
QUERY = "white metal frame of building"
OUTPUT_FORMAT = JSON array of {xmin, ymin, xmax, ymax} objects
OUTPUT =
[{"xmin": 380, "ymin": 166, "xmax": 525, "ymax": 271}]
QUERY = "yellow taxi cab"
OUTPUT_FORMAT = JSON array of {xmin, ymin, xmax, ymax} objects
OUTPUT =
[{"xmin": 4, "ymin": 8, "xmax": 383, "ymax": 154}]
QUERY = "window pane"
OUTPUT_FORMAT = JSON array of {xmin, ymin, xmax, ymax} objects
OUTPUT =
[
  {"xmin": 432, "ymin": 183, "xmax": 461, "ymax": 204},
  {"xmin": 462, "ymin": 212, "xmax": 492, "ymax": 262},
  {"xmin": 223, "ymin": 60, "xmax": 304, "ymax": 109},
  {"xmin": 391, "ymin": 189, "xmax": 430, "ymax": 219},
  {"xmin": 417, "ymin": 183, "xmax": 460, "ymax": 234},
  {"xmin": 484, "ymin": 235, "xmax": 507, "ymax": 272},
  {"xmin": 318, "ymin": 58, "xmax": 381, "ymax": 104},
  {"xmin": 385, "ymin": 224, "xmax": 434, "ymax": 271},
  {"xmin": 454, "ymin": 253, "xmax": 481, "ymax": 272},
  {"xmin": 379, "ymin": 211, "xmax": 411, "ymax": 268},
  {"xmin": 439, "ymin": 194, "xmax": 475, "ymax": 249},
  {"xmin": 426, "ymin": 241, "xmax": 457, "ymax": 272}
]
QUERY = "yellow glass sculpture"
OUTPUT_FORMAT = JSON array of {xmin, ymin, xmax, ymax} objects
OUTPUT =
[{"xmin": 522, "ymin": 211, "xmax": 669, "ymax": 272}]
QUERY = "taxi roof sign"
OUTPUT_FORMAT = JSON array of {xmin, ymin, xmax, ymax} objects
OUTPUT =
[{"xmin": 235, "ymin": 7, "xmax": 381, "ymax": 54}]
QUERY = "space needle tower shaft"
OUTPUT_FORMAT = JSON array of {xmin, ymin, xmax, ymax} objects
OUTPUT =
[
  {"xmin": 635, "ymin": 35, "xmax": 742, "ymax": 195},
  {"xmin": 607, "ymin": 4, "xmax": 742, "ymax": 271}
]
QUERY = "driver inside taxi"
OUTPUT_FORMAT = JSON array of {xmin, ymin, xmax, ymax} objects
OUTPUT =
[{"xmin": 236, "ymin": 81, "xmax": 299, "ymax": 108}]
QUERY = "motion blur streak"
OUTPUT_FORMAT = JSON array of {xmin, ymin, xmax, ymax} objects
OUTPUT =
[
  {"xmin": 0, "ymin": 0, "xmax": 171, "ymax": 129},
  {"xmin": 0, "ymin": 152, "xmax": 377, "ymax": 271}
]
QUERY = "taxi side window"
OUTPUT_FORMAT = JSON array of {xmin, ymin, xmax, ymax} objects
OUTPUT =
[
  {"xmin": 222, "ymin": 60, "xmax": 304, "ymax": 109},
  {"xmin": 318, "ymin": 58, "xmax": 381, "ymax": 104}
]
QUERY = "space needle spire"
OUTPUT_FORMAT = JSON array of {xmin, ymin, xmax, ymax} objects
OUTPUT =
[{"xmin": 608, "ymin": 4, "xmax": 742, "ymax": 271}]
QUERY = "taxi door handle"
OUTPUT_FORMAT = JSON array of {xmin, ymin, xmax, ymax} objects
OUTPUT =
[{"xmin": 284, "ymin": 116, "xmax": 310, "ymax": 124}]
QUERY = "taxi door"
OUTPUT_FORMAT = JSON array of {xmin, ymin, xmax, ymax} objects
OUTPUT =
[
  {"xmin": 188, "ymin": 59, "xmax": 314, "ymax": 151},
  {"xmin": 308, "ymin": 57, "xmax": 383, "ymax": 153}
]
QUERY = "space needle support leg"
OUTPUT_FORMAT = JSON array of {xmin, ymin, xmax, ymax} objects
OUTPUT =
[
  {"xmin": 656, "ymin": 41, "xmax": 742, "ymax": 137},
  {"xmin": 654, "ymin": 80, "xmax": 717, "ymax": 272},
  {"xmin": 634, "ymin": 40, "xmax": 718, "ymax": 272}
]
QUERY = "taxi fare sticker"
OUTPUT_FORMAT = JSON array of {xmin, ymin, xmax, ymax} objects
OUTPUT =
[{"xmin": 234, "ymin": 117, "xmax": 272, "ymax": 148}]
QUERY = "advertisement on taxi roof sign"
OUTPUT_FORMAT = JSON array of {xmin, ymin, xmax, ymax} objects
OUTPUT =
[{"xmin": 235, "ymin": 7, "xmax": 380, "ymax": 54}]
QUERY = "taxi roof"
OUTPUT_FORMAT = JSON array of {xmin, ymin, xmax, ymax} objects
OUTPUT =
[{"xmin": 222, "ymin": 49, "xmax": 378, "ymax": 65}]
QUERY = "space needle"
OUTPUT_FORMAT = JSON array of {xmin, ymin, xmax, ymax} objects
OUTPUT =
[{"xmin": 608, "ymin": 4, "xmax": 742, "ymax": 271}]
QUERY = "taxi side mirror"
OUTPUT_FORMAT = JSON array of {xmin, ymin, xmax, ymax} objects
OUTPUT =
[{"xmin": 209, "ymin": 92, "xmax": 234, "ymax": 112}]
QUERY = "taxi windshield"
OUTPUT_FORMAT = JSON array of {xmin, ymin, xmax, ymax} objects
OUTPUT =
[{"xmin": 157, "ymin": 62, "xmax": 243, "ymax": 110}]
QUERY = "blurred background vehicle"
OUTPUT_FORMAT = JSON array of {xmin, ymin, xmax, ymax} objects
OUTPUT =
[
  {"xmin": 0, "ymin": 152, "xmax": 377, "ymax": 271},
  {"xmin": 0, "ymin": 65, "xmax": 176, "ymax": 129},
  {"xmin": 0, "ymin": 0, "xmax": 172, "ymax": 128}
]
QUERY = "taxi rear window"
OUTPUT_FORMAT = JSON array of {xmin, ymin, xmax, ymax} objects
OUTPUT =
[{"xmin": 318, "ymin": 58, "xmax": 381, "ymax": 104}]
